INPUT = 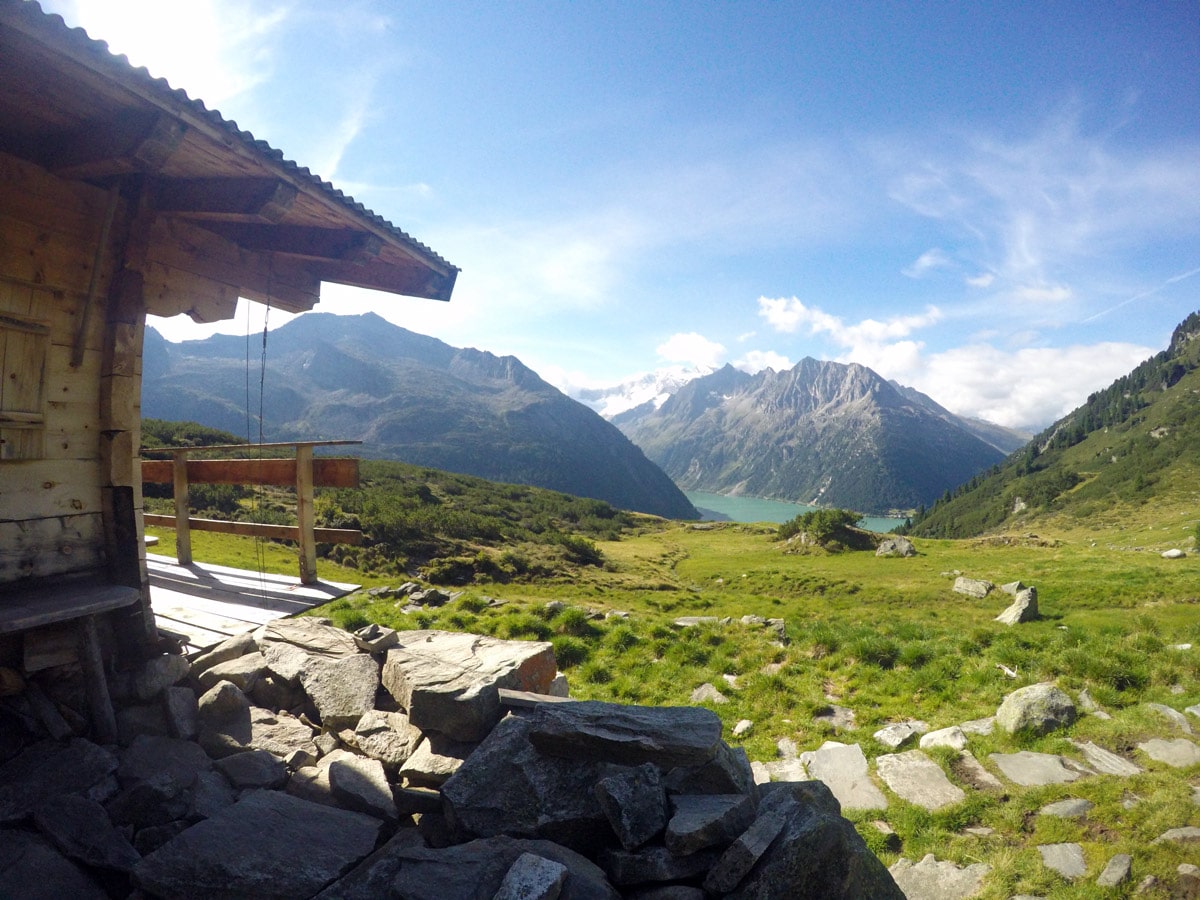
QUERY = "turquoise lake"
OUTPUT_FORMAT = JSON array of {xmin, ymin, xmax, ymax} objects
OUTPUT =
[{"xmin": 685, "ymin": 491, "xmax": 906, "ymax": 533}]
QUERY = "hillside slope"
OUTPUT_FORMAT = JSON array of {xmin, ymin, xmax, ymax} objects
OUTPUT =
[
  {"xmin": 142, "ymin": 313, "xmax": 698, "ymax": 520},
  {"xmin": 615, "ymin": 358, "xmax": 1007, "ymax": 514},
  {"xmin": 907, "ymin": 310, "xmax": 1200, "ymax": 538}
]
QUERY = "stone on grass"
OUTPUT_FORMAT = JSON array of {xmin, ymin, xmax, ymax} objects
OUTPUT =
[
  {"xmin": 133, "ymin": 790, "xmax": 381, "ymax": 899},
  {"xmin": 1137, "ymin": 738, "xmax": 1200, "ymax": 768},
  {"xmin": 1038, "ymin": 842, "xmax": 1086, "ymax": 879},
  {"xmin": 873, "ymin": 720, "xmax": 928, "ymax": 749},
  {"xmin": 876, "ymin": 537, "xmax": 915, "ymax": 557},
  {"xmin": 1162, "ymin": 548, "xmax": 1186, "ymax": 559},
  {"xmin": 732, "ymin": 719, "xmax": 753, "ymax": 737},
  {"xmin": 1039, "ymin": 798, "xmax": 1093, "ymax": 818},
  {"xmin": 996, "ymin": 683, "xmax": 1076, "ymax": 735},
  {"xmin": 996, "ymin": 587, "xmax": 1038, "ymax": 625},
  {"xmin": 875, "ymin": 750, "xmax": 965, "ymax": 811},
  {"xmin": 958, "ymin": 717, "xmax": 995, "ymax": 735},
  {"xmin": 690, "ymin": 683, "xmax": 728, "ymax": 704},
  {"xmin": 813, "ymin": 704, "xmax": 856, "ymax": 731},
  {"xmin": 888, "ymin": 854, "xmax": 990, "ymax": 900},
  {"xmin": 799, "ymin": 742, "xmax": 888, "ymax": 811},
  {"xmin": 594, "ymin": 763, "xmax": 668, "ymax": 851},
  {"xmin": 1077, "ymin": 688, "xmax": 1112, "ymax": 720},
  {"xmin": 0, "ymin": 738, "xmax": 118, "ymax": 824},
  {"xmin": 919, "ymin": 726, "xmax": 967, "ymax": 751},
  {"xmin": 989, "ymin": 751, "xmax": 1091, "ymax": 786},
  {"xmin": 1145, "ymin": 702, "xmax": 1193, "ymax": 734},
  {"xmin": 953, "ymin": 752, "xmax": 1005, "ymax": 792},
  {"xmin": 1153, "ymin": 826, "xmax": 1200, "ymax": 844},
  {"xmin": 952, "ymin": 577, "xmax": 993, "ymax": 598},
  {"xmin": 1069, "ymin": 740, "xmax": 1142, "ymax": 777},
  {"xmin": 1097, "ymin": 854, "xmax": 1132, "ymax": 887}
]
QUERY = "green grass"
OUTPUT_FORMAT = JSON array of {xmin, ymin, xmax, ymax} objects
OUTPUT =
[{"xmin": 154, "ymin": 505, "xmax": 1200, "ymax": 897}]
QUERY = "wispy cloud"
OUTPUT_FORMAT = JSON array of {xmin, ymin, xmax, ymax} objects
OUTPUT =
[{"xmin": 902, "ymin": 247, "xmax": 952, "ymax": 279}]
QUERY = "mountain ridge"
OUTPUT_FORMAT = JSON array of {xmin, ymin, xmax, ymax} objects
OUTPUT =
[{"xmin": 142, "ymin": 314, "xmax": 698, "ymax": 520}]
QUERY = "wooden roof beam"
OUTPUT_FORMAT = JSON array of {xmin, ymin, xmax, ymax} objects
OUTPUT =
[
  {"xmin": 201, "ymin": 224, "xmax": 383, "ymax": 264},
  {"xmin": 40, "ymin": 110, "xmax": 186, "ymax": 178},
  {"xmin": 155, "ymin": 177, "xmax": 297, "ymax": 223},
  {"xmin": 314, "ymin": 257, "xmax": 457, "ymax": 302}
]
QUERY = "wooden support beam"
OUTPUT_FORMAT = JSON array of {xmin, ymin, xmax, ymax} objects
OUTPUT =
[
  {"xmin": 202, "ymin": 224, "xmax": 383, "ymax": 264},
  {"xmin": 141, "ymin": 457, "xmax": 359, "ymax": 489},
  {"xmin": 78, "ymin": 614, "xmax": 118, "ymax": 744},
  {"xmin": 156, "ymin": 178, "xmax": 297, "ymax": 223},
  {"xmin": 40, "ymin": 111, "xmax": 186, "ymax": 179},
  {"xmin": 296, "ymin": 444, "xmax": 316, "ymax": 585},
  {"xmin": 143, "ymin": 514, "xmax": 361, "ymax": 545},
  {"xmin": 314, "ymin": 256, "xmax": 457, "ymax": 302},
  {"xmin": 172, "ymin": 451, "xmax": 191, "ymax": 565}
]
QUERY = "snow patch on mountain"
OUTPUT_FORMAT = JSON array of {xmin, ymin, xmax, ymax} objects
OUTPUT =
[{"xmin": 571, "ymin": 365, "xmax": 714, "ymax": 419}]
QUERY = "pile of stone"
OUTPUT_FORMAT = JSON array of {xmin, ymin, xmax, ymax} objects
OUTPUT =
[{"xmin": 0, "ymin": 619, "xmax": 903, "ymax": 898}]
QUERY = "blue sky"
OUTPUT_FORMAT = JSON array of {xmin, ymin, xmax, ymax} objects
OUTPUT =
[{"xmin": 44, "ymin": 0, "xmax": 1200, "ymax": 429}]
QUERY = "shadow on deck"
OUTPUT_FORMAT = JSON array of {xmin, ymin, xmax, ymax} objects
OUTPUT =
[{"xmin": 147, "ymin": 553, "xmax": 359, "ymax": 654}]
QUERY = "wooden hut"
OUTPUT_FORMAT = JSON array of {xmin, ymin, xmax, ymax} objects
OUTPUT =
[{"xmin": 0, "ymin": 0, "xmax": 456, "ymax": 735}]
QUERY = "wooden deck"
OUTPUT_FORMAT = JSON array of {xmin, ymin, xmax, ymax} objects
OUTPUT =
[{"xmin": 147, "ymin": 553, "xmax": 359, "ymax": 654}]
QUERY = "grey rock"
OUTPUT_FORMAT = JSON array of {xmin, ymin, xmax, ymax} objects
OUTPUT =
[
  {"xmin": 163, "ymin": 685, "xmax": 200, "ymax": 740},
  {"xmin": 116, "ymin": 702, "xmax": 171, "ymax": 742},
  {"xmin": 190, "ymin": 769, "xmax": 236, "ymax": 819},
  {"xmin": 214, "ymin": 749, "xmax": 288, "ymax": 790},
  {"xmin": 919, "ymin": 726, "xmax": 967, "ymax": 751},
  {"xmin": 689, "ymin": 682, "xmax": 728, "ymax": 704},
  {"xmin": 1069, "ymin": 740, "xmax": 1142, "ymax": 777},
  {"xmin": 328, "ymin": 754, "xmax": 397, "ymax": 822},
  {"xmin": 703, "ymin": 790, "xmax": 798, "ymax": 894},
  {"xmin": 875, "ymin": 750, "xmax": 965, "ymax": 811},
  {"xmin": 0, "ymin": 738, "xmax": 118, "ymax": 823},
  {"xmin": 996, "ymin": 587, "xmax": 1038, "ymax": 625},
  {"xmin": 494, "ymin": 852, "xmax": 568, "ymax": 900},
  {"xmin": 664, "ymin": 743, "xmax": 757, "ymax": 797},
  {"xmin": 400, "ymin": 733, "xmax": 477, "ymax": 789},
  {"xmin": 813, "ymin": 704, "xmax": 856, "ymax": 731},
  {"xmin": 389, "ymin": 836, "xmax": 618, "ymax": 900},
  {"xmin": 188, "ymin": 632, "xmax": 258, "ymax": 679},
  {"xmin": 594, "ymin": 763, "xmax": 668, "ymax": 851},
  {"xmin": 105, "ymin": 774, "xmax": 190, "ymax": 828},
  {"xmin": 247, "ymin": 707, "xmax": 318, "ymax": 760},
  {"xmin": 349, "ymin": 709, "xmax": 421, "ymax": 770},
  {"xmin": 732, "ymin": 718, "xmax": 753, "ymax": 736},
  {"xmin": 1076, "ymin": 689, "xmax": 1112, "ymax": 720},
  {"xmin": 1162, "ymin": 548, "xmax": 1186, "ymax": 559},
  {"xmin": 624, "ymin": 888, "xmax": 705, "ymax": 900},
  {"xmin": 1137, "ymin": 738, "xmax": 1200, "ymax": 768},
  {"xmin": 958, "ymin": 717, "xmax": 996, "ymax": 735},
  {"xmin": 250, "ymin": 671, "xmax": 308, "ymax": 710},
  {"xmin": 718, "ymin": 785, "xmax": 904, "ymax": 899},
  {"xmin": 300, "ymin": 653, "xmax": 380, "ymax": 731},
  {"xmin": 953, "ymin": 752, "xmax": 1005, "ymax": 791},
  {"xmin": 133, "ymin": 790, "xmax": 382, "ymax": 898},
  {"xmin": 873, "ymin": 720, "xmax": 929, "ymax": 749},
  {"xmin": 32, "ymin": 793, "xmax": 141, "ymax": 872},
  {"xmin": 601, "ymin": 844, "xmax": 719, "ymax": 886},
  {"xmin": 127, "ymin": 653, "xmax": 191, "ymax": 702},
  {"xmin": 196, "ymin": 680, "xmax": 251, "ymax": 746},
  {"xmin": 952, "ymin": 577, "xmax": 993, "ymax": 598},
  {"xmin": 548, "ymin": 673, "xmax": 571, "ymax": 697},
  {"xmin": 262, "ymin": 641, "xmax": 312, "ymax": 684},
  {"xmin": 258, "ymin": 618, "xmax": 361, "ymax": 659},
  {"xmin": 1038, "ymin": 842, "xmax": 1086, "ymax": 879},
  {"xmin": 664, "ymin": 793, "xmax": 755, "ymax": 856},
  {"xmin": 1145, "ymin": 702, "xmax": 1193, "ymax": 734},
  {"xmin": 888, "ymin": 853, "xmax": 990, "ymax": 900},
  {"xmin": 1039, "ymin": 798, "xmax": 1093, "ymax": 818},
  {"xmin": 1000, "ymin": 581, "xmax": 1028, "ymax": 595},
  {"xmin": 196, "ymin": 653, "xmax": 267, "ymax": 693},
  {"xmin": 989, "ymin": 751, "xmax": 1092, "ymax": 786},
  {"xmin": 876, "ymin": 537, "xmax": 915, "ymax": 557},
  {"xmin": 389, "ymin": 630, "xmax": 556, "ymax": 700},
  {"xmin": 441, "ymin": 716, "xmax": 612, "ymax": 851},
  {"xmin": 672, "ymin": 616, "xmax": 719, "ymax": 628},
  {"xmin": 353, "ymin": 622, "xmax": 400, "ymax": 654},
  {"xmin": 313, "ymin": 829, "xmax": 426, "ymax": 900},
  {"xmin": 1153, "ymin": 826, "xmax": 1200, "ymax": 844},
  {"xmin": 383, "ymin": 652, "xmax": 500, "ymax": 744},
  {"xmin": 286, "ymin": 765, "xmax": 340, "ymax": 810},
  {"xmin": 0, "ymin": 829, "xmax": 108, "ymax": 899},
  {"xmin": 996, "ymin": 683, "xmax": 1077, "ymax": 735},
  {"xmin": 1178, "ymin": 864, "xmax": 1200, "ymax": 898},
  {"xmin": 529, "ymin": 701, "xmax": 723, "ymax": 768},
  {"xmin": 1096, "ymin": 853, "xmax": 1132, "ymax": 887},
  {"xmin": 799, "ymin": 742, "xmax": 888, "ymax": 811},
  {"xmin": 751, "ymin": 758, "xmax": 808, "ymax": 783},
  {"xmin": 118, "ymin": 734, "xmax": 213, "ymax": 791},
  {"xmin": 1188, "ymin": 703, "xmax": 1200, "ymax": 719}
]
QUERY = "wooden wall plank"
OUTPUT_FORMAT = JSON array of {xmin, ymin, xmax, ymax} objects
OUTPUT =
[
  {"xmin": 0, "ymin": 513, "xmax": 105, "ymax": 581},
  {"xmin": 141, "ymin": 457, "xmax": 358, "ymax": 488},
  {"xmin": 0, "ymin": 458, "xmax": 102, "ymax": 521}
]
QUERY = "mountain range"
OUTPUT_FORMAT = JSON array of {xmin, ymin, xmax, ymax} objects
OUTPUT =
[
  {"xmin": 907, "ymin": 309, "xmax": 1200, "ymax": 538},
  {"xmin": 612, "ymin": 359, "xmax": 1023, "ymax": 514},
  {"xmin": 141, "ymin": 314, "xmax": 698, "ymax": 520}
]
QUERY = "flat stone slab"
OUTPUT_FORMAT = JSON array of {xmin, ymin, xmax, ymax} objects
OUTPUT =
[
  {"xmin": 800, "ymin": 742, "xmax": 888, "ymax": 811},
  {"xmin": 0, "ymin": 739, "xmax": 118, "ymax": 824},
  {"xmin": 953, "ymin": 752, "xmax": 1005, "ymax": 792},
  {"xmin": 1069, "ymin": 740, "xmax": 1142, "ymax": 777},
  {"xmin": 1039, "ymin": 798, "xmax": 1093, "ymax": 818},
  {"xmin": 1154, "ymin": 826, "xmax": 1200, "ymax": 844},
  {"xmin": 529, "ymin": 701, "xmax": 723, "ymax": 768},
  {"xmin": 1097, "ymin": 853, "xmax": 1132, "ymax": 887},
  {"xmin": 1038, "ymin": 842, "xmax": 1086, "ymax": 879},
  {"xmin": 1145, "ymin": 702, "xmax": 1193, "ymax": 734},
  {"xmin": 988, "ymin": 752, "xmax": 1092, "ymax": 786},
  {"xmin": 1137, "ymin": 738, "xmax": 1200, "ymax": 768},
  {"xmin": 888, "ymin": 853, "xmax": 990, "ymax": 900},
  {"xmin": 919, "ymin": 726, "xmax": 967, "ymax": 751},
  {"xmin": 876, "ymin": 750, "xmax": 965, "ymax": 811},
  {"xmin": 873, "ymin": 720, "xmax": 928, "ymax": 749},
  {"xmin": 133, "ymin": 789, "xmax": 382, "ymax": 898}
]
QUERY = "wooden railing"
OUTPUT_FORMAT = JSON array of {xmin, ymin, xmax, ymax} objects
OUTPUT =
[{"xmin": 141, "ymin": 440, "xmax": 362, "ymax": 584}]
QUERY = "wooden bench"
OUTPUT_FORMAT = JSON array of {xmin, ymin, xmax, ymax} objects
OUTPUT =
[{"xmin": 0, "ymin": 577, "xmax": 142, "ymax": 743}]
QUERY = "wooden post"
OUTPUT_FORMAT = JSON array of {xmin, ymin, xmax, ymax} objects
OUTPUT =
[
  {"xmin": 295, "ymin": 444, "xmax": 316, "ymax": 584},
  {"xmin": 171, "ymin": 450, "xmax": 192, "ymax": 565},
  {"xmin": 77, "ymin": 615, "xmax": 118, "ymax": 744}
]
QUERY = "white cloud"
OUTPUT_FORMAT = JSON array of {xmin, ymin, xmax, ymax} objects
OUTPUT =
[
  {"xmin": 902, "ymin": 247, "xmax": 952, "ymax": 278},
  {"xmin": 656, "ymin": 333, "xmax": 727, "ymax": 369},
  {"xmin": 966, "ymin": 272, "xmax": 995, "ymax": 288},
  {"xmin": 757, "ymin": 297, "xmax": 942, "ymax": 349},
  {"xmin": 734, "ymin": 350, "xmax": 791, "ymax": 374}
]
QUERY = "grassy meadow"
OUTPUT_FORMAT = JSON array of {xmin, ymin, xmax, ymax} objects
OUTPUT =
[{"xmin": 144, "ymin": 473, "xmax": 1200, "ymax": 898}]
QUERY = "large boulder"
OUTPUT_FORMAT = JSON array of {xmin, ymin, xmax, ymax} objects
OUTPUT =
[
  {"xmin": 952, "ymin": 577, "xmax": 993, "ymax": 598},
  {"xmin": 996, "ymin": 683, "xmax": 1077, "ymax": 736},
  {"xmin": 528, "ymin": 701, "xmax": 724, "ymax": 768},
  {"xmin": 875, "ymin": 537, "xmax": 915, "ymax": 558},
  {"xmin": 995, "ymin": 587, "xmax": 1038, "ymax": 625},
  {"xmin": 0, "ymin": 738, "xmax": 118, "ymax": 824}
]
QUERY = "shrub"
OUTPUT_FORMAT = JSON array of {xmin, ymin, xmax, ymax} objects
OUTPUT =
[{"xmin": 551, "ymin": 636, "xmax": 590, "ymax": 668}]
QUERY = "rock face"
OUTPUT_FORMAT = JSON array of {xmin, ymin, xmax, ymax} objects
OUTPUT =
[{"xmin": 996, "ymin": 683, "xmax": 1076, "ymax": 735}]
